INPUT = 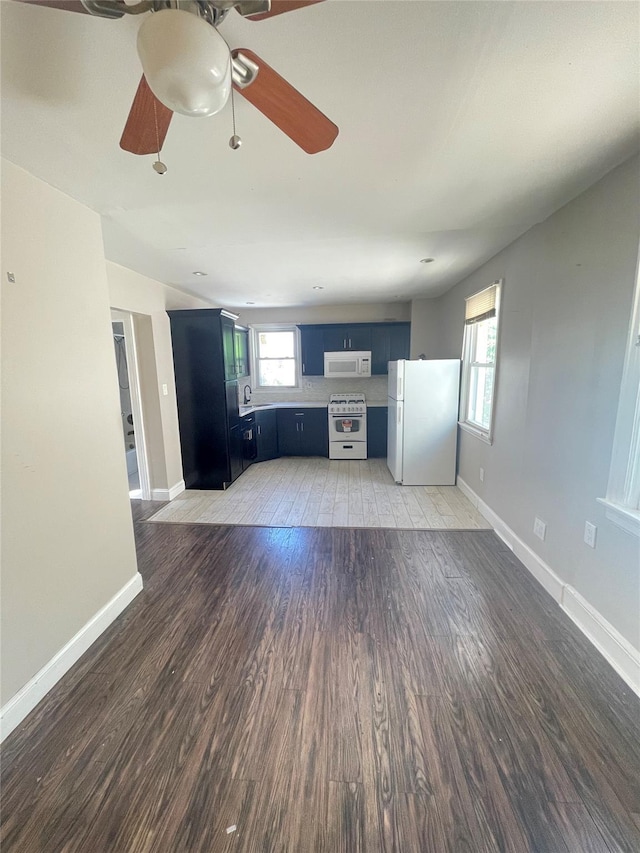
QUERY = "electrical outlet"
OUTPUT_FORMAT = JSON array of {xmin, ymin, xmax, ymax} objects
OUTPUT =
[
  {"xmin": 584, "ymin": 521, "xmax": 597, "ymax": 549},
  {"xmin": 162, "ymin": 384, "xmax": 169, "ymax": 396},
  {"xmin": 533, "ymin": 517, "xmax": 547, "ymax": 541},
  {"xmin": 479, "ymin": 467, "xmax": 485, "ymax": 482}
]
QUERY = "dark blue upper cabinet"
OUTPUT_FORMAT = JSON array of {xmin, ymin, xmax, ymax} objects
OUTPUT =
[
  {"xmin": 371, "ymin": 323, "xmax": 411, "ymax": 374},
  {"xmin": 222, "ymin": 315, "xmax": 236, "ymax": 382},
  {"xmin": 347, "ymin": 326, "xmax": 372, "ymax": 351},
  {"xmin": 300, "ymin": 325, "xmax": 325, "ymax": 376},
  {"xmin": 299, "ymin": 322, "xmax": 410, "ymax": 376},
  {"xmin": 320, "ymin": 325, "xmax": 372, "ymax": 352}
]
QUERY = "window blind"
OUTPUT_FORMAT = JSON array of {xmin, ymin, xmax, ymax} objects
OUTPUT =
[{"xmin": 465, "ymin": 283, "xmax": 498, "ymax": 324}]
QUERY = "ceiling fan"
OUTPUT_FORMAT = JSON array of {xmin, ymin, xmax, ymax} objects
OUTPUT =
[{"xmin": 14, "ymin": 0, "xmax": 339, "ymax": 156}]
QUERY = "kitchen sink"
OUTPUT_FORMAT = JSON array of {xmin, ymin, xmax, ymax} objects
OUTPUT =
[{"xmin": 240, "ymin": 403, "xmax": 271, "ymax": 412}]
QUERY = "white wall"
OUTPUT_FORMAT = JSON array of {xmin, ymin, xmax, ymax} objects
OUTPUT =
[
  {"xmin": 410, "ymin": 297, "xmax": 443, "ymax": 359},
  {"xmin": 106, "ymin": 262, "xmax": 215, "ymax": 494},
  {"xmin": 1, "ymin": 161, "xmax": 140, "ymax": 709},
  {"xmin": 435, "ymin": 155, "xmax": 640, "ymax": 650},
  {"xmin": 233, "ymin": 302, "xmax": 411, "ymax": 327}
]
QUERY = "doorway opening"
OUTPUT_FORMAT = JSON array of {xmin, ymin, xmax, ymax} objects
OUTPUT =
[{"xmin": 111, "ymin": 311, "xmax": 151, "ymax": 500}]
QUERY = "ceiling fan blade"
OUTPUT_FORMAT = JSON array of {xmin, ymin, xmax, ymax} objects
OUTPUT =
[
  {"xmin": 13, "ymin": 0, "xmax": 127, "ymax": 15},
  {"xmin": 120, "ymin": 76, "xmax": 173, "ymax": 156},
  {"xmin": 232, "ymin": 49, "xmax": 338, "ymax": 154},
  {"xmin": 12, "ymin": 0, "xmax": 92, "ymax": 12},
  {"xmin": 246, "ymin": 0, "xmax": 325, "ymax": 22}
]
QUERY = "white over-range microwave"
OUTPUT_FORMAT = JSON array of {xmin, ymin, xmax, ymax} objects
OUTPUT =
[{"xmin": 323, "ymin": 351, "xmax": 372, "ymax": 379}]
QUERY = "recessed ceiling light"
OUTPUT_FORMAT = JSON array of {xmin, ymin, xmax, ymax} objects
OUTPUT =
[
  {"xmin": 420, "ymin": 258, "xmax": 435, "ymax": 264},
  {"xmin": 192, "ymin": 271, "xmax": 207, "ymax": 276},
  {"xmin": 246, "ymin": 301, "xmax": 255, "ymax": 305},
  {"xmin": 313, "ymin": 286, "xmax": 324, "ymax": 290}
]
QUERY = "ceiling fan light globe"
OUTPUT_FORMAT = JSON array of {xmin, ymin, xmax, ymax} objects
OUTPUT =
[{"xmin": 137, "ymin": 9, "xmax": 231, "ymax": 117}]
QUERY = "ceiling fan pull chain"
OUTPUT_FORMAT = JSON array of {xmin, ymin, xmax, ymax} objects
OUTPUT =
[
  {"xmin": 229, "ymin": 67, "xmax": 242, "ymax": 150},
  {"xmin": 152, "ymin": 97, "xmax": 168, "ymax": 174}
]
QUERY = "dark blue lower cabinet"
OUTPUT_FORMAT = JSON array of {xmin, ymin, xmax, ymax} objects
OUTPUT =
[
  {"xmin": 255, "ymin": 409, "xmax": 279, "ymax": 462},
  {"xmin": 241, "ymin": 414, "xmax": 257, "ymax": 470},
  {"xmin": 228, "ymin": 424, "xmax": 244, "ymax": 483},
  {"xmin": 299, "ymin": 408, "xmax": 329, "ymax": 456},
  {"xmin": 277, "ymin": 408, "xmax": 328, "ymax": 457},
  {"xmin": 367, "ymin": 407, "xmax": 388, "ymax": 458}
]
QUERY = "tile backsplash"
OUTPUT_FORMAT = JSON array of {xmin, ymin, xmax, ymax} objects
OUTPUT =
[{"xmin": 245, "ymin": 375, "xmax": 388, "ymax": 405}]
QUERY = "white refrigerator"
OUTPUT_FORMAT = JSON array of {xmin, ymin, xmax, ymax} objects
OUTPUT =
[{"xmin": 387, "ymin": 359, "xmax": 461, "ymax": 486}]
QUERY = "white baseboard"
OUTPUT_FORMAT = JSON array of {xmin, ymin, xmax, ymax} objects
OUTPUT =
[
  {"xmin": 456, "ymin": 476, "xmax": 640, "ymax": 697},
  {"xmin": 151, "ymin": 479, "xmax": 185, "ymax": 502},
  {"xmin": 562, "ymin": 585, "xmax": 640, "ymax": 694},
  {"xmin": 455, "ymin": 476, "xmax": 479, "ymax": 508},
  {"xmin": 0, "ymin": 573, "xmax": 143, "ymax": 743}
]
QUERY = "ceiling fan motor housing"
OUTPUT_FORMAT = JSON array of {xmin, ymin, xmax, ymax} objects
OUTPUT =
[{"xmin": 137, "ymin": 8, "xmax": 232, "ymax": 116}]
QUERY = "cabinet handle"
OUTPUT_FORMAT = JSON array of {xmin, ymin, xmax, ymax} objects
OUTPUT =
[
  {"xmin": 296, "ymin": 422, "xmax": 299, "ymax": 432},
  {"xmin": 349, "ymin": 338, "xmax": 352, "ymax": 348},
  {"xmin": 343, "ymin": 339, "xmax": 347, "ymax": 349},
  {"xmin": 294, "ymin": 412, "xmax": 305, "ymax": 416},
  {"xmin": 301, "ymin": 422, "xmax": 304, "ymax": 432},
  {"xmin": 257, "ymin": 425, "xmax": 261, "ymax": 435}
]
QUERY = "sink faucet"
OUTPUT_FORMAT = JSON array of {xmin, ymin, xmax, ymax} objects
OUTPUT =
[{"xmin": 243, "ymin": 384, "xmax": 252, "ymax": 405}]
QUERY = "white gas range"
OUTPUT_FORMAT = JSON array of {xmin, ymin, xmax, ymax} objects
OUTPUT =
[{"xmin": 328, "ymin": 393, "xmax": 367, "ymax": 459}]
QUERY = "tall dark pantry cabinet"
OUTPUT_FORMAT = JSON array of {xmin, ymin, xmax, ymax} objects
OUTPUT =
[{"xmin": 168, "ymin": 308, "xmax": 243, "ymax": 490}]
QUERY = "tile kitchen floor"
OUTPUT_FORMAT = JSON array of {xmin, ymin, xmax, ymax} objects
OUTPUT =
[{"xmin": 149, "ymin": 457, "xmax": 491, "ymax": 530}]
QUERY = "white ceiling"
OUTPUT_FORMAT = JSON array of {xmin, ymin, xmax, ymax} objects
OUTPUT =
[{"xmin": 2, "ymin": 0, "xmax": 638, "ymax": 308}]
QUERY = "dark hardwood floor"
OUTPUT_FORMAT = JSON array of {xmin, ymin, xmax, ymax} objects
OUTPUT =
[{"xmin": 2, "ymin": 501, "xmax": 639, "ymax": 851}]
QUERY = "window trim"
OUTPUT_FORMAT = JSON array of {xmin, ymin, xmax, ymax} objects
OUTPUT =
[
  {"xmin": 458, "ymin": 280, "xmax": 502, "ymax": 444},
  {"xmin": 250, "ymin": 323, "xmax": 302, "ymax": 392},
  {"xmin": 599, "ymin": 245, "xmax": 640, "ymax": 536}
]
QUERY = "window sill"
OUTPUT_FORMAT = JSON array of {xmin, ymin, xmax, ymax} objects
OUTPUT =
[
  {"xmin": 597, "ymin": 498, "xmax": 640, "ymax": 537},
  {"xmin": 458, "ymin": 421, "xmax": 493, "ymax": 445}
]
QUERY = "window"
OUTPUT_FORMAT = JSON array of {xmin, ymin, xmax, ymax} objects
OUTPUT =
[
  {"xmin": 598, "ymin": 252, "xmax": 640, "ymax": 535},
  {"xmin": 459, "ymin": 281, "xmax": 501, "ymax": 443},
  {"xmin": 253, "ymin": 326, "xmax": 299, "ymax": 389}
]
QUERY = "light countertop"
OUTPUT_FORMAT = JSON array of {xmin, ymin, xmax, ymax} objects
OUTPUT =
[
  {"xmin": 239, "ymin": 400, "xmax": 388, "ymax": 415},
  {"xmin": 239, "ymin": 401, "xmax": 327, "ymax": 415}
]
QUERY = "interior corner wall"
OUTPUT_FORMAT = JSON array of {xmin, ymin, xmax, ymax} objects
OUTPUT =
[
  {"xmin": 437, "ymin": 155, "xmax": 640, "ymax": 650},
  {"xmin": 0, "ymin": 159, "xmax": 139, "ymax": 707},
  {"xmin": 105, "ymin": 261, "xmax": 215, "ymax": 494}
]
